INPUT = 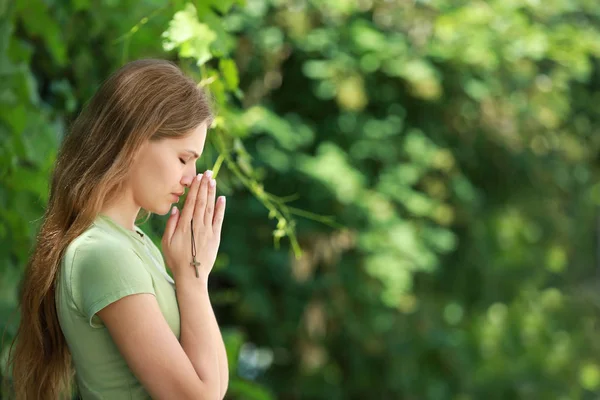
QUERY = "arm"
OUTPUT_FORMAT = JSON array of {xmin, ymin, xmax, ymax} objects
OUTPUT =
[
  {"xmin": 161, "ymin": 170, "xmax": 229, "ymax": 398},
  {"xmin": 98, "ymin": 292, "xmax": 221, "ymax": 400},
  {"xmin": 173, "ymin": 272, "xmax": 226, "ymax": 399},
  {"xmin": 207, "ymin": 282, "xmax": 229, "ymax": 398},
  {"xmin": 73, "ymin": 242, "xmax": 220, "ymax": 399}
]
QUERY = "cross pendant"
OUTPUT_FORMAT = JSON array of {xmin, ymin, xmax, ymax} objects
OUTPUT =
[{"xmin": 190, "ymin": 257, "xmax": 201, "ymax": 278}]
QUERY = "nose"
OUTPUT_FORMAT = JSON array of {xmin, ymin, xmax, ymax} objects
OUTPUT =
[
  {"xmin": 181, "ymin": 167, "xmax": 198, "ymax": 188},
  {"xmin": 181, "ymin": 176, "xmax": 193, "ymax": 188}
]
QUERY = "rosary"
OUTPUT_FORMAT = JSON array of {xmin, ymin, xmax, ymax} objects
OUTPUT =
[{"xmin": 190, "ymin": 219, "xmax": 200, "ymax": 278}]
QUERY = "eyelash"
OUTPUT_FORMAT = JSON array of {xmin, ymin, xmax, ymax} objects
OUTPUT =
[{"xmin": 179, "ymin": 158, "xmax": 187, "ymax": 165}]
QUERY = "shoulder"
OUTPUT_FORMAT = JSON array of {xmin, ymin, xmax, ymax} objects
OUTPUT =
[
  {"xmin": 68, "ymin": 224, "xmax": 141, "ymax": 266},
  {"xmin": 65, "ymin": 224, "xmax": 156, "ymax": 325},
  {"xmin": 66, "ymin": 225, "xmax": 149, "ymax": 288}
]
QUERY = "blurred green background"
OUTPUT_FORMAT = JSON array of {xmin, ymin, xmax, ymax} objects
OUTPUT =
[{"xmin": 2, "ymin": 0, "xmax": 600, "ymax": 399}]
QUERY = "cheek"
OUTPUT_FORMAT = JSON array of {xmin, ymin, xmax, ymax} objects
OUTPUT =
[
  {"xmin": 130, "ymin": 165, "xmax": 177, "ymax": 212},
  {"xmin": 148, "ymin": 159, "xmax": 178, "ymax": 190},
  {"xmin": 131, "ymin": 158, "xmax": 174, "ymax": 195}
]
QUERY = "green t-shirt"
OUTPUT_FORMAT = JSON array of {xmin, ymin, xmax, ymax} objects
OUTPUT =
[{"xmin": 56, "ymin": 214, "xmax": 180, "ymax": 399}]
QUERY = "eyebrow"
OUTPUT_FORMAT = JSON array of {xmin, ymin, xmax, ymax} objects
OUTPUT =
[{"xmin": 184, "ymin": 149, "xmax": 200, "ymax": 159}]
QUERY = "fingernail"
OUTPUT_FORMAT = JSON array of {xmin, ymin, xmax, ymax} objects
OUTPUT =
[
  {"xmin": 210, "ymin": 179, "xmax": 216, "ymax": 187},
  {"xmin": 196, "ymin": 174, "xmax": 202, "ymax": 181},
  {"xmin": 171, "ymin": 206, "xmax": 177, "ymax": 215},
  {"xmin": 205, "ymin": 170, "xmax": 213, "ymax": 178}
]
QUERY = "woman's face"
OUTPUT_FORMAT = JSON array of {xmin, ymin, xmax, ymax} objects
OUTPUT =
[{"xmin": 128, "ymin": 122, "xmax": 208, "ymax": 215}]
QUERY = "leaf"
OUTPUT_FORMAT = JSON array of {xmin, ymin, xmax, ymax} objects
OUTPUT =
[
  {"xmin": 161, "ymin": 3, "xmax": 217, "ymax": 66},
  {"xmin": 203, "ymin": 8, "xmax": 237, "ymax": 57},
  {"xmin": 15, "ymin": 0, "xmax": 66, "ymax": 65},
  {"xmin": 72, "ymin": 0, "xmax": 91, "ymax": 11},
  {"xmin": 336, "ymin": 75, "xmax": 368, "ymax": 111},
  {"xmin": 219, "ymin": 58, "xmax": 239, "ymax": 90},
  {"xmin": 210, "ymin": 0, "xmax": 244, "ymax": 15},
  {"xmin": 298, "ymin": 142, "xmax": 366, "ymax": 204}
]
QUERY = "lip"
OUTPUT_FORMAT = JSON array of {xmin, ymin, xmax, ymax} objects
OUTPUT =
[{"xmin": 171, "ymin": 194, "xmax": 181, "ymax": 202}]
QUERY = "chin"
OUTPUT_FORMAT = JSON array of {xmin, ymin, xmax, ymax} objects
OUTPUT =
[
  {"xmin": 143, "ymin": 204, "xmax": 172, "ymax": 216},
  {"xmin": 160, "ymin": 205, "xmax": 174, "ymax": 216}
]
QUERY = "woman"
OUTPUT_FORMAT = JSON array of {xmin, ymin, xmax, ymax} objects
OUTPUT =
[{"xmin": 6, "ymin": 59, "xmax": 229, "ymax": 399}]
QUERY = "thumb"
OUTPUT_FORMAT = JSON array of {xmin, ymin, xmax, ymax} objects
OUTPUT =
[{"xmin": 163, "ymin": 206, "xmax": 179, "ymax": 244}]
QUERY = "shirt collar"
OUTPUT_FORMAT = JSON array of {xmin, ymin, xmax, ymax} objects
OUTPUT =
[{"xmin": 95, "ymin": 213, "xmax": 146, "ymax": 245}]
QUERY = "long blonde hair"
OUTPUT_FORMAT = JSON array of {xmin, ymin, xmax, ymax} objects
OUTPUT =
[{"xmin": 5, "ymin": 59, "xmax": 213, "ymax": 399}]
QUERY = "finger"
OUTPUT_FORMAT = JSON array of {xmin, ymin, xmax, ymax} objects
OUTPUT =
[
  {"xmin": 162, "ymin": 206, "xmax": 179, "ymax": 245},
  {"xmin": 179, "ymin": 173, "xmax": 203, "ymax": 228},
  {"xmin": 193, "ymin": 170, "xmax": 211, "ymax": 226},
  {"xmin": 212, "ymin": 196, "xmax": 226, "ymax": 237},
  {"xmin": 204, "ymin": 176, "xmax": 216, "ymax": 226}
]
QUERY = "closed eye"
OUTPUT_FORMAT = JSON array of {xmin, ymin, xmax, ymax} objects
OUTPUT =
[{"xmin": 179, "ymin": 158, "xmax": 186, "ymax": 165}]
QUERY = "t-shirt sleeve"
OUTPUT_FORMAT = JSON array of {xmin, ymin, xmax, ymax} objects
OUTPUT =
[{"xmin": 70, "ymin": 241, "xmax": 156, "ymax": 328}]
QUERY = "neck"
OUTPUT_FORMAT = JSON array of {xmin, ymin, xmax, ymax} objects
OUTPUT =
[{"xmin": 99, "ymin": 194, "xmax": 141, "ymax": 233}]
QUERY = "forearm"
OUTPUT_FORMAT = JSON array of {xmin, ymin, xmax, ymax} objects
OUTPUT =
[
  {"xmin": 174, "ymin": 274, "xmax": 221, "ymax": 400},
  {"xmin": 206, "ymin": 285, "xmax": 229, "ymax": 399}
]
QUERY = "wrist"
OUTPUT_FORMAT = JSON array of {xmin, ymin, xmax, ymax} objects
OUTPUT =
[{"xmin": 174, "ymin": 268, "xmax": 209, "ymax": 289}]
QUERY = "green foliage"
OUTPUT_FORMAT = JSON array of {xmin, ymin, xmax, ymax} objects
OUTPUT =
[
  {"xmin": 162, "ymin": 3, "xmax": 217, "ymax": 65},
  {"xmin": 218, "ymin": 0, "xmax": 600, "ymax": 398},
  {"xmin": 3, "ymin": 0, "xmax": 600, "ymax": 399}
]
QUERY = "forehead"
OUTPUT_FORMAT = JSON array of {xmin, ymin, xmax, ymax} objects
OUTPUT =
[
  {"xmin": 167, "ymin": 122, "xmax": 208, "ymax": 149},
  {"xmin": 186, "ymin": 122, "xmax": 208, "ymax": 142}
]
